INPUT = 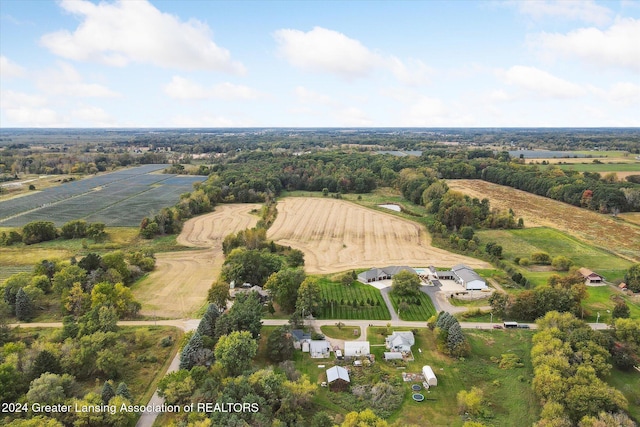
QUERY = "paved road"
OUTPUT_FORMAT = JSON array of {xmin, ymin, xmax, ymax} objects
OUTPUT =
[{"xmin": 379, "ymin": 287, "xmax": 399, "ymax": 321}]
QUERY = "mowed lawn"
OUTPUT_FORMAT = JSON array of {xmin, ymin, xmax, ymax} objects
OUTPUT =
[
  {"xmin": 582, "ymin": 286, "xmax": 640, "ymax": 323},
  {"xmin": 316, "ymin": 278, "xmax": 391, "ymax": 320},
  {"xmin": 389, "ymin": 292, "xmax": 436, "ymax": 321},
  {"xmin": 476, "ymin": 227, "xmax": 633, "ymax": 285},
  {"xmin": 369, "ymin": 327, "xmax": 538, "ymax": 426}
]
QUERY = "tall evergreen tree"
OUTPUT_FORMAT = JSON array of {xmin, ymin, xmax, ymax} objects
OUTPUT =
[
  {"xmin": 15, "ymin": 288, "xmax": 33, "ymax": 321},
  {"xmin": 30, "ymin": 350, "xmax": 62, "ymax": 379},
  {"xmin": 101, "ymin": 381, "xmax": 115, "ymax": 404},
  {"xmin": 116, "ymin": 382, "xmax": 132, "ymax": 400}
]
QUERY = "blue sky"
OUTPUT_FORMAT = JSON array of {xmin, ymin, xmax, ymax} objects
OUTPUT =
[{"xmin": 0, "ymin": 0, "xmax": 638, "ymax": 127}]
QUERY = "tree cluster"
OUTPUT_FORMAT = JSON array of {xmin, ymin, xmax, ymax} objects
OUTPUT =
[
  {"xmin": 434, "ymin": 311, "xmax": 469, "ymax": 357},
  {"xmin": 532, "ymin": 312, "xmax": 630, "ymax": 426}
]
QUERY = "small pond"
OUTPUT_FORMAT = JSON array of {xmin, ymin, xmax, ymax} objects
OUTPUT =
[{"xmin": 378, "ymin": 204, "xmax": 401, "ymax": 212}]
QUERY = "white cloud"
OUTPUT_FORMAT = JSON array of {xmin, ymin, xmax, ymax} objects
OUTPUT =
[
  {"xmin": 0, "ymin": 56, "xmax": 25, "ymax": 79},
  {"xmin": 0, "ymin": 90, "xmax": 47, "ymax": 109},
  {"xmin": 334, "ymin": 107, "xmax": 373, "ymax": 126},
  {"xmin": 501, "ymin": 65, "xmax": 585, "ymax": 98},
  {"xmin": 513, "ymin": 0, "xmax": 613, "ymax": 26},
  {"xmin": 37, "ymin": 62, "xmax": 119, "ymax": 97},
  {"xmin": 274, "ymin": 26, "xmax": 381, "ymax": 79},
  {"xmin": 531, "ymin": 18, "xmax": 640, "ymax": 71},
  {"xmin": 169, "ymin": 114, "xmax": 254, "ymax": 127},
  {"xmin": 41, "ymin": 0, "xmax": 245, "ymax": 73},
  {"xmin": 71, "ymin": 105, "xmax": 115, "ymax": 126},
  {"xmin": 294, "ymin": 86, "xmax": 333, "ymax": 105},
  {"xmin": 607, "ymin": 82, "xmax": 640, "ymax": 106},
  {"xmin": 164, "ymin": 76, "xmax": 260, "ymax": 100},
  {"xmin": 387, "ymin": 57, "xmax": 433, "ymax": 86}
]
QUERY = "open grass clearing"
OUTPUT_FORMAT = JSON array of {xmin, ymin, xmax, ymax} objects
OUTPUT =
[
  {"xmin": 316, "ymin": 278, "xmax": 391, "ymax": 320},
  {"xmin": 356, "ymin": 327, "xmax": 539, "ymax": 426},
  {"xmin": 268, "ymin": 197, "xmax": 489, "ymax": 275},
  {"xmin": 450, "ymin": 296, "xmax": 491, "ymax": 307},
  {"xmin": 476, "ymin": 227, "xmax": 633, "ymax": 282},
  {"xmin": 620, "ymin": 213, "xmax": 640, "ymax": 226},
  {"xmin": 320, "ymin": 325, "xmax": 362, "ymax": 341},
  {"xmin": 606, "ymin": 367, "xmax": 640, "ymax": 422},
  {"xmin": 552, "ymin": 162, "xmax": 640, "ymax": 173},
  {"xmin": 581, "ymin": 285, "xmax": 640, "ymax": 323},
  {"xmin": 448, "ymin": 180, "xmax": 640, "ymax": 262}
]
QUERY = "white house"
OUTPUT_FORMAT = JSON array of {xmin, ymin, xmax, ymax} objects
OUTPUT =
[
  {"xmin": 309, "ymin": 340, "xmax": 331, "ymax": 358},
  {"xmin": 344, "ymin": 341, "xmax": 370, "ymax": 357},
  {"xmin": 422, "ymin": 365, "xmax": 437, "ymax": 386},
  {"xmin": 451, "ymin": 264, "xmax": 487, "ymax": 290},
  {"xmin": 385, "ymin": 331, "xmax": 415, "ymax": 353}
]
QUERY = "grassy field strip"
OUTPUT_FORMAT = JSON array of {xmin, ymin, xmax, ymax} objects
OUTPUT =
[
  {"xmin": 582, "ymin": 286, "xmax": 640, "ymax": 323},
  {"xmin": 476, "ymin": 227, "xmax": 633, "ymax": 283},
  {"xmin": 0, "ymin": 265, "xmax": 34, "ymax": 285},
  {"xmin": 447, "ymin": 180, "xmax": 640, "ymax": 263}
]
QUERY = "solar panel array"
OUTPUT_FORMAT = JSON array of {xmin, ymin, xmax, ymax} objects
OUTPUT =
[{"xmin": 0, "ymin": 165, "xmax": 206, "ymax": 227}]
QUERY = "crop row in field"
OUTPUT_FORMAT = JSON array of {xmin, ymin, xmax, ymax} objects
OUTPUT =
[
  {"xmin": 317, "ymin": 279, "xmax": 391, "ymax": 320},
  {"xmin": 0, "ymin": 265, "xmax": 33, "ymax": 285},
  {"xmin": 0, "ymin": 165, "xmax": 205, "ymax": 227},
  {"xmin": 388, "ymin": 292, "xmax": 436, "ymax": 321}
]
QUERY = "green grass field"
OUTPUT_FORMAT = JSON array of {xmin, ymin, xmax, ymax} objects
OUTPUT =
[
  {"xmin": 555, "ymin": 162, "xmax": 640, "ymax": 172},
  {"xmin": 368, "ymin": 327, "xmax": 539, "ymax": 426},
  {"xmin": 476, "ymin": 227, "xmax": 633, "ymax": 285},
  {"xmin": 320, "ymin": 325, "xmax": 362, "ymax": 341},
  {"xmin": 388, "ymin": 292, "xmax": 436, "ymax": 321},
  {"xmin": 316, "ymin": 278, "xmax": 391, "ymax": 320},
  {"xmin": 581, "ymin": 285, "xmax": 640, "ymax": 323},
  {"xmin": 606, "ymin": 367, "xmax": 640, "ymax": 422}
]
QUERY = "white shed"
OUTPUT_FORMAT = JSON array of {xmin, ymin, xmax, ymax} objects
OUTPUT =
[
  {"xmin": 344, "ymin": 341, "xmax": 370, "ymax": 357},
  {"xmin": 422, "ymin": 365, "xmax": 437, "ymax": 386},
  {"xmin": 309, "ymin": 340, "xmax": 331, "ymax": 358}
]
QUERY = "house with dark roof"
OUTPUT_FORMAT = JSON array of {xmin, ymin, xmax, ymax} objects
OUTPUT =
[
  {"xmin": 358, "ymin": 266, "xmax": 416, "ymax": 283},
  {"xmin": 578, "ymin": 268, "xmax": 604, "ymax": 285},
  {"xmin": 291, "ymin": 329, "xmax": 311, "ymax": 350}
]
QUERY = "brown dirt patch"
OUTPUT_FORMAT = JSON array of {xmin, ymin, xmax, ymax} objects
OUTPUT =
[
  {"xmin": 134, "ymin": 204, "xmax": 261, "ymax": 318},
  {"xmin": 447, "ymin": 180, "xmax": 640, "ymax": 262},
  {"xmin": 267, "ymin": 197, "xmax": 489, "ymax": 274}
]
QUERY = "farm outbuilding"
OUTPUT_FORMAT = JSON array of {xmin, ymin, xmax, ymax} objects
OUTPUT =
[
  {"xmin": 578, "ymin": 268, "xmax": 604, "ymax": 285},
  {"xmin": 326, "ymin": 366, "xmax": 350, "ymax": 391},
  {"xmin": 344, "ymin": 341, "xmax": 370, "ymax": 357},
  {"xmin": 422, "ymin": 365, "xmax": 437, "ymax": 386},
  {"xmin": 309, "ymin": 340, "xmax": 331, "ymax": 358},
  {"xmin": 384, "ymin": 352, "xmax": 403, "ymax": 361},
  {"xmin": 451, "ymin": 264, "xmax": 487, "ymax": 290}
]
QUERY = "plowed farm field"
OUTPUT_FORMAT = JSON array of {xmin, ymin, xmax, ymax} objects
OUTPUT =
[
  {"xmin": 267, "ymin": 197, "xmax": 489, "ymax": 274},
  {"xmin": 447, "ymin": 180, "xmax": 640, "ymax": 262},
  {"xmin": 133, "ymin": 204, "xmax": 261, "ymax": 318}
]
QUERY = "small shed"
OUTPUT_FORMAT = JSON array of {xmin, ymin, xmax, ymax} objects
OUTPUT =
[
  {"xmin": 326, "ymin": 366, "xmax": 350, "ymax": 391},
  {"xmin": 384, "ymin": 352, "xmax": 403, "ymax": 361},
  {"xmin": 344, "ymin": 341, "xmax": 370, "ymax": 357},
  {"xmin": 422, "ymin": 365, "xmax": 437, "ymax": 386},
  {"xmin": 309, "ymin": 340, "xmax": 331, "ymax": 358}
]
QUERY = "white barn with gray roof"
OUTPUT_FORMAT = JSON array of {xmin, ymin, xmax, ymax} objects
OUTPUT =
[{"xmin": 451, "ymin": 264, "xmax": 487, "ymax": 290}]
